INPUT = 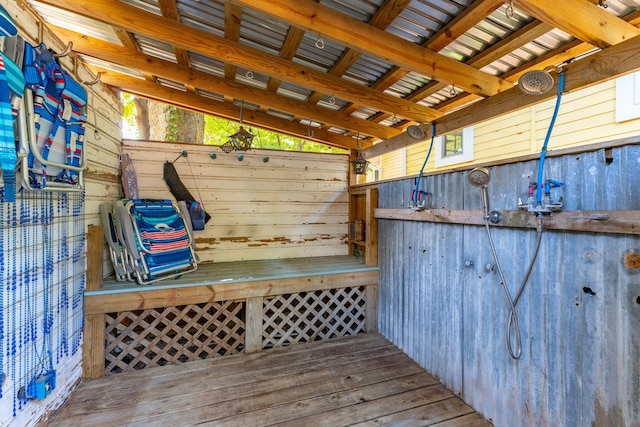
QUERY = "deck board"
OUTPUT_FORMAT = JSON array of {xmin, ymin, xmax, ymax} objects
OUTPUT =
[
  {"xmin": 95, "ymin": 255, "xmax": 377, "ymax": 296},
  {"xmin": 50, "ymin": 334, "xmax": 492, "ymax": 427}
]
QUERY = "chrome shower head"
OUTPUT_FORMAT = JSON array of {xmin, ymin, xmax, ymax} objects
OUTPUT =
[
  {"xmin": 468, "ymin": 167, "xmax": 491, "ymax": 188},
  {"xmin": 517, "ymin": 69, "xmax": 555, "ymax": 95}
]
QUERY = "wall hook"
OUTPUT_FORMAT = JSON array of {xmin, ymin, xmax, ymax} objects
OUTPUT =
[
  {"xmin": 171, "ymin": 150, "xmax": 188, "ymax": 163},
  {"xmin": 210, "ymin": 152, "xmax": 217, "ymax": 159},
  {"xmin": 83, "ymin": 72, "xmax": 102, "ymax": 86},
  {"xmin": 52, "ymin": 41, "xmax": 73, "ymax": 58}
]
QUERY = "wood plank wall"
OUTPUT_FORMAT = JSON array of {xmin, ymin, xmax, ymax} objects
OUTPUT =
[
  {"xmin": 123, "ymin": 140, "xmax": 349, "ymax": 262},
  {"xmin": 0, "ymin": 2, "xmax": 123, "ymax": 426}
]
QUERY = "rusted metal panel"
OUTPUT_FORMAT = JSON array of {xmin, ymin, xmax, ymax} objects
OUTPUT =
[{"xmin": 378, "ymin": 146, "xmax": 640, "ymax": 426}]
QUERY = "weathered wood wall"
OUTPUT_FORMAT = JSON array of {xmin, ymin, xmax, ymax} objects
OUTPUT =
[
  {"xmin": 123, "ymin": 140, "xmax": 349, "ymax": 262},
  {"xmin": 0, "ymin": 2, "xmax": 122, "ymax": 426}
]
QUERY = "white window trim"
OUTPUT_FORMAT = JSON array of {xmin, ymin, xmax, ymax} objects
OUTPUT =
[
  {"xmin": 434, "ymin": 127, "xmax": 474, "ymax": 168},
  {"xmin": 616, "ymin": 71, "xmax": 640, "ymax": 122}
]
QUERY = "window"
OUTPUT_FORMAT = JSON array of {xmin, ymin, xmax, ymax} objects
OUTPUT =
[
  {"xmin": 435, "ymin": 127, "xmax": 474, "ymax": 167},
  {"xmin": 616, "ymin": 71, "xmax": 640, "ymax": 122}
]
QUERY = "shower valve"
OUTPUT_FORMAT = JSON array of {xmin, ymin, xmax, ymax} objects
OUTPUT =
[{"xmin": 518, "ymin": 180, "xmax": 564, "ymax": 214}]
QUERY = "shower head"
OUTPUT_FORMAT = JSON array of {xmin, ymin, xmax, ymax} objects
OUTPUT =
[
  {"xmin": 468, "ymin": 167, "xmax": 491, "ymax": 188},
  {"xmin": 517, "ymin": 69, "xmax": 555, "ymax": 95}
]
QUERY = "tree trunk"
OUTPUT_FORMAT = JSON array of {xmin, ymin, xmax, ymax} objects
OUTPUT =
[
  {"xmin": 147, "ymin": 101, "xmax": 204, "ymax": 143},
  {"xmin": 133, "ymin": 98, "xmax": 150, "ymax": 140}
]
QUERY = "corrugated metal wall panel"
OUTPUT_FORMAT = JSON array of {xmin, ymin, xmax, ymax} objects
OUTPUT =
[{"xmin": 378, "ymin": 146, "xmax": 640, "ymax": 427}]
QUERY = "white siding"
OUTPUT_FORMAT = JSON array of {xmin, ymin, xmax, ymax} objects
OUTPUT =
[
  {"xmin": 0, "ymin": 2, "xmax": 122, "ymax": 426},
  {"xmin": 123, "ymin": 140, "xmax": 349, "ymax": 262}
]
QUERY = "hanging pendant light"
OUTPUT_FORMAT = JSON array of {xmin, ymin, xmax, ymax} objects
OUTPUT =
[
  {"xmin": 221, "ymin": 100, "xmax": 255, "ymax": 152},
  {"xmin": 351, "ymin": 132, "xmax": 368, "ymax": 175}
]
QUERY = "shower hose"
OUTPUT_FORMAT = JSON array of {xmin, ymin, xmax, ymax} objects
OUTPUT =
[{"xmin": 484, "ymin": 213, "xmax": 543, "ymax": 359}]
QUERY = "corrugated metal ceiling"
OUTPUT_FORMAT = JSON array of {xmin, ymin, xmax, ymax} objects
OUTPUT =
[{"xmin": 23, "ymin": 0, "xmax": 640, "ymax": 148}]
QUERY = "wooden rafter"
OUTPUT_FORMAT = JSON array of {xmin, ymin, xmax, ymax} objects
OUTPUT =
[
  {"xmin": 437, "ymin": 8, "xmax": 640, "ymax": 114},
  {"xmin": 261, "ymin": 0, "xmax": 319, "ymax": 112},
  {"xmin": 230, "ymin": 0, "xmax": 512, "ymax": 97},
  {"xmin": 54, "ymin": 26, "xmax": 399, "ymax": 140},
  {"xmin": 338, "ymin": 0, "xmax": 504, "ymax": 122},
  {"xmin": 516, "ymin": 0, "xmax": 640, "ymax": 49},
  {"xmin": 39, "ymin": 0, "xmax": 442, "ymax": 124},
  {"xmin": 112, "ymin": 28, "xmax": 156, "ymax": 82},
  {"xmin": 158, "ymin": 0, "xmax": 196, "ymax": 93},
  {"xmin": 94, "ymin": 69, "xmax": 359, "ymax": 150},
  {"xmin": 364, "ymin": 33, "xmax": 640, "ymax": 158},
  {"xmin": 305, "ymin": 0, "xmax": 412, "ymax": 108},
  {"xmin": 224, "ymin": 2, "xmax": 242, "ymax": 83}
]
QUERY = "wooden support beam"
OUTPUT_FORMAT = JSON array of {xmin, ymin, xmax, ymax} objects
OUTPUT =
[
  {"xmin": 158, "ymin": 0, "xmax": 196, "ymax": 93},
  {"xmin": 82, "ymin": 314, "xmax": 105, "ymax": 379},
  {"xmin": 86, "ymin": 225, "xmax": 104, "ymax": 292},
  {"xmin": 224, "ymin": 3, "xmax": 243, "ymax": 82},
  {"xmin": 231, "ymin": 0, "xmax": 511, "ymax": 97},
  {"xmin": 305, "ymin": 0, "xmax": 412, "ymax": 106},
  {"xmin": 84, "ymin": 270, "xmax": 379, "ymax": 315},
  {"xmin": 517, "ymin": 0, "xmax": 640, "ymax": 49},
  {"xmin": 374, "ymin": 209, "xmax": 640, "ymax": 236},
  {"xmin": 245, "ymin": 296, "xmax": 263, "ymax": 353},
  {"xmin": 83, "ymin": 224, "xmax": 105, "ymax": 379},
  {"xmin": 52, "ymin": 26, "xmax": 399, "ymax": 140},
  {"xmin": 365, "ymin": 187, "xmax": 378, "ymax": 267},
  {"xmin": 365, "ymin": 284, "xmax": 378, "ymax": 333},
  {"xmin": 112, "ymin": 28, "xmax": 156, "ymax": 82},
  {"xmin": 95, "ymin": 69, "xmax": 359, "ymax": 149},
  {"xmin": 39, "ymin": 0, "xmax": 441, "ymax": 123},
  {"xmin": 427, "ymin": 0, "xmax": 505, "ymax": 52},
  {"xmin": 364, "ymin": 33, "xmax": 640, "ymax": 158}
]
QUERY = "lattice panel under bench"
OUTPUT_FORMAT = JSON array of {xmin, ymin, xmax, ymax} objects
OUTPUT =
[
  {"xmin": 263, "ymin": 286, "xmax": 367, "ymax": 349},
  {"xmin": 104, "ymin": 301, "xmax": 245, "ymax": 374},
  {"xmin": 83, "ymin": 257, "xmax": 379, "ymax": 379}
]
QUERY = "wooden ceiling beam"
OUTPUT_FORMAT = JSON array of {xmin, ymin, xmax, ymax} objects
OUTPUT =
[
  {"xmin": 112, "ymin": 28, "xmax": 156, "ymax": 82},
  {"xmin": 306, "ymin": 0, "xmax": 412, "ymax": 106},
  {"xmin": 53, "ymin": 26, "xmax": 399, "ymax": 140},
  {"xmin": 338, "ymin": 0, "xmax": 504, "ymax": 122},
  {"xmin": 426, "ymin": 0, "xmax": 505, "ymax": 52},
  {"xmin": 434, "ymin": 9, "xmax": 640, "ymax": 114},
  {"xmin": 94, "ymin": 69, "xmax": 359, "ymax": 150},
  {"xmin": 399, "ymin": 20, "xmax": 555, "ymax": 114},
  {"xmin": 230, "ymin": 0, "xmax": 512, "ymax": 97},
  {"xmin": 516, "ymin": 0, "xmax": 640, "ymax": 49},
  {"xmin": 39, "ymin": 0, "xmax": 441, "ymax": 123},
  {"xmin": 364, "ymin": 33, "xmax": 640, "ymax": 158},
  {"xmin": 158, "ymin": 0, "xmax": 196, "ymax": 93},
  {"xmin": 224, "ymin": 3, "xmax": 242, "ymax": 81},
  {"xmin": 262, "ymin": 0, "xmax": 318, "ymax": 106}
]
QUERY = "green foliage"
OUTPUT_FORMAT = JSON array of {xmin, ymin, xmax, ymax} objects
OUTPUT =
[
  {"xmin": 203, "ymin": 115, "xmax": 346, "ymax": 154},
  {"xmin": 121, "ymin": 93, "xmax": 137, "ymax": 128},
  {"xmin": 166, "ymin": 106, "xmax": 180, "ymax": 142},
  {"xmin": 122, "ymin": 94, "xmax": 346, "ymax": 154}
]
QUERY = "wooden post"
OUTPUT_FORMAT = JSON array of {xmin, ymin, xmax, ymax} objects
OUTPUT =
[
  {"xmin": 244, "ymin": 296, "xmax": 263, "ymax": 354},
  {"xmin": 86, "ymin": 225, "xmax": 104, "ymax": 292},
  {"xmin": 83, "ymin": 225, "xmax": 105, "ymax": 379},
  {"xmin": 365, "ymin": 187, "xmax": 378, "ymax": 266},
  {"xmin": 365, "ymin": 284, "xmax": 378, "ymax": 333}
]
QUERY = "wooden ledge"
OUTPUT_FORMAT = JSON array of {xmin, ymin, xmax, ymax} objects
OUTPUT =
[{"xmin": 375, "ymin": 208, "xmax": 640, "ymax": 235}]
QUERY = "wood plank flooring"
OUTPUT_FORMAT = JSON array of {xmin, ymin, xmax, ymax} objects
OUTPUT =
[{"xmin": 49, "ymin": 334, "xmax": 492, "ymax": 426}]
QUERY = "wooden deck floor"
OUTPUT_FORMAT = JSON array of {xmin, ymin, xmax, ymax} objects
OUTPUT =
[{"xmin": 50, "ymin": 334, "xmax": 492, "ymax": 427}]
